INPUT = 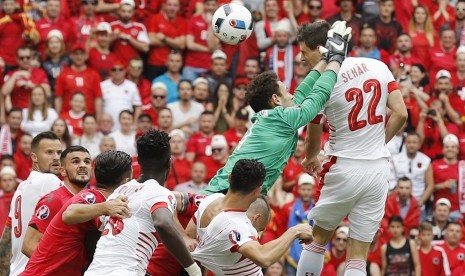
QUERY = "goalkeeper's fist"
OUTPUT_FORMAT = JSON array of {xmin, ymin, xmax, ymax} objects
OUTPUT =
[{"xmin": 319, "ymin": 21, "xmax": 352, "ymax": 65}]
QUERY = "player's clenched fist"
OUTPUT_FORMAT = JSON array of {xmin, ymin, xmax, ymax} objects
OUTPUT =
[
  {"xmin": 104, "ymin": 195, "xmax": 130, "ymax": 219},
  {"xmin": 291, "ymin": 224, "xmax": 313, "ymax": 244},
  {"xmin": 319, "ymin": 20, "xmax": 352, "ymax": 65}
]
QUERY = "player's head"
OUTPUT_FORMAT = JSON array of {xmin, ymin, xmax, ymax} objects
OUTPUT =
[
  {"xmin": 418, "ymin": 222, "xmax": 434, "ymax": 246},
  {"xmin": 94, "ymin": 150, "xmax": 132, "ymax": 189},
  {"xmin": 297, "ymin": 21, "xmax": 331, "ymax": 68},
  {"xmin": 246, "ymin": 195, "xmax": 271, "ymax": 234},
  {"xmin": 31, "ymin": 131, "xmax": 62, "ymax": 175},
  {"xmin": 246, "ymin": 71, "xmax": 293, "ymax": 113},
  {"xmin": 137, "ymin": 129, "xmax": 171, "ymax": 178},
  {"xmin": 388, "ymin": 215, "xmax": 404, "ymax": 238},
  {"xmin": 59, "ymin": 146, "xmax": 92, "ymax": 188},
  {"xmin": 445, "ymin": 221, "xmax": 463, "ymax": 246},
  {"xmin": 228, "ymin": 159, "xmax": 266, "ymax": 198}
]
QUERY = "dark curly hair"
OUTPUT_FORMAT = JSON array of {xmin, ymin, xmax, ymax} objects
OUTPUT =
[
  {"xmin": 136, "ymin": 129, "xmax": 171, "ymax": 171},
  {"xmin": 94, "ymin": 150, "xmax": 132, "ymax": 189},
  {"xmin": 246, "ymin": 71, "xmax": 280, "ymax": 113},
  {"xmin": 229, "ymin": 159, "xmax": 266, "ymax": 195},
  {"xmin": 297, "ymin": 21, "xmax": 331, "ymax": 50}
]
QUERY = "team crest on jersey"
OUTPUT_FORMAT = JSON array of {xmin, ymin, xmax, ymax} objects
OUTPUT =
[
  {"xmin": 168, "ymin": 195, "xmax": 176, "ymax": 210},
  {"xmin": 229, "ymin": 230, "xmax": 241, "ymax": 244},
  {"xmin": 36, "ymin": 205, "xmax": 50, "ymax": 220},
  {"xmin": 81, "ymin": 192, "xmax": 96, "ymax": 204},
  {"xmin": 432, "ymin": 257, "xmax": 439, "ymax": 265},
  {"xmin": 417, "ymin": 163, "xmax": 422, "ymax": 168},
  {"xmin": 131, "ymin": 29, "xmax": 138, "ymax": 36},
  {"xmin": 458, "ymin": 253, "xmax": 465, "ymax": 260}
]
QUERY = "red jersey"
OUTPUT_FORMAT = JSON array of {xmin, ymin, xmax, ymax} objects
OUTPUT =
[
  {"xmin": 110, "ymin": 20, "xmax": 149, "ymax": 66},
  {"xmin": 393, "ymin": 0, "xmax": 415, "ymax": 31},
  {"xmin": 61, "ymin": 111, "xmax": 84, "ymax": 137},
  {"xmin": 13, "ymin": 151, "xmax": 32, "ymax": 182},
  {"xmin": 142, "ymin": 106, "xmax": 159, "ymax": 127},
  {"xmin": 36, "ymin": 17, "xmax": 73, "ymax": 57},
  {"xmin": 432, "ymin": 159, "xmax": 459, "ymax": 211},
  {"xmin": 459, "ymin": 133, "xmax": 465, "ymax": 160},
  {"xmin": 146, "ymin": 13, "xmax": 187, "ymax": 66},
  {"xmin": 421, "ymin": 120, "xmax": 459, "ymax": 159},
  {"xmin": 5, "ymin": 68, "xmax": 49, "ymax": 109},
  {"xmin": 0, "ymin": 18, "xmax": 26, "ymax": 65},
  {"xmin": 135, "ymin": 77, "xmax": 151, "ymax": 108},
  {"xmin": 186, "ymin": 132, "xmax": 214, "ymax": 161},
  {"xmin": 419, "ymin": 246, "xmax": 451, "ymax": 276},
  {"xmin": 0, "ymin": 192, "xmax": 13, "ymax": 234},
  {"xmin": 282, "ymin": 157, "xmax": 304, "ymax": 196},
  {"xmin": 223, "ymin": 127, "xmax": 245, "ymax": 150},
  {"xmin": 29, "ymin": 185, "xmax": 74, "ymax": 234},
  {"xmin": 21, "ymin": 189, "xmax": 106, "ymax": 276},
  {"xmin": 69, "ymin": 15, "xmax": 104, "ymax": 43},
  {"xmin": 326, "ymin": 249, "xmax": 346, "ymax": 272},
  {"xmin": 185, "ymin": 15, "xmax": 210, "ymax": 69},
  {"xmin": 55, "ymin": 66, "xmax": 102, "ymax": 115},
  {"xmin": 435, "ymin": 241, "xmax": 465, "ymax": 273},
  {"xmin": 87, "ymin": 47, "xmax": 117, "ymax": 80},
  {"xmin": 199, "ymin": 156, "xmax": 225, "ymax": 182},
  {"xmin": 427, "ymin": 46, "xmax": 456, "ymax": 87},
  {"xmin": 132, "ymin": 156, "xmax": 141, "ymax": 179},
  {"xmin": 410, "ymin": 31, "xmax": 434, "ymax": 67},
  {"xmin": 165, "ymin": 157, "xmax": 192, "ymax": 191}
]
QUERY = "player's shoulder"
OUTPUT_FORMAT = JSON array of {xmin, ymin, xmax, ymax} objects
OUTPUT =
[
  {"xmin": 33, "ymin": 172, "xmax": 61, "ymax": 185},
  {"xmin": 75, "ymin": 189, "xmax": 105, "ymax": 205}
]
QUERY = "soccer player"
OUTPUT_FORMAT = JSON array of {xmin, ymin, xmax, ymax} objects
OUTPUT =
[
  {"xmin": 418, "ymin": 222, "xmax": 451, "ymax": 276},
  {"xmin": 204, "ymin": 21, "xmax": 353, "ymax": 195},
  {"xmin": 84, "ymin": 129, "xmax": 202, "ymax": 276},
  {"xmin": 191, "ymin": 159, "xmax": 313, "ymax": 275},
  {"xmin": 0, "ymin": 131, "xmax": 62, "ymax": 276},
  {"xmin": 296, "ymin": 27, "xmax": 408, "ymax": 276},
  {"xmin": 20, "ymin": 150, "xmax": 132, "ymax": 276},
  {"xmin": 22, "ymin": 146, "xmax": 92, "ymax": 258}
]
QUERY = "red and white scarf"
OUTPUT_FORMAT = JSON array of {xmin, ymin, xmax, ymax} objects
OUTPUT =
[
  {"xmin": 459, "ymin": 160, "xmax": 465, "ymax": 213},
  {"xmin": 0, "ymin": 124, "xmax": 13, "ymax": 155}
]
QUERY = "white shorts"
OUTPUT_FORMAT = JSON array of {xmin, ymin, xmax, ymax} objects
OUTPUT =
[{"xmin": 308, "ymin": 156, "xmax": 389, "ymax": 243}]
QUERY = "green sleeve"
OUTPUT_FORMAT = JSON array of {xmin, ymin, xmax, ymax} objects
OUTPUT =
[
  {"xmin": 292, "ymin": 69, "xmax": 321, "ymax": 105},
  {"xmin": 284, "ymin": 70, "xmax": 337, "ymax": 130}
]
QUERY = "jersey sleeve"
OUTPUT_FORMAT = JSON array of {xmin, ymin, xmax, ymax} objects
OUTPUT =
[
  {"xmin": 227, "ymin": 222, "xmax": 258, "ymax": 252},
  {"xmin": 292, "ymin": 70, "xmax": 322, "ymax": 105},
  {"xmin": 148, "ymin": 187, "xmax": 176, "ymax": 215},
  {"xmin": 29, "ymin": 194, "xmax": 62, "ymax": 233}
]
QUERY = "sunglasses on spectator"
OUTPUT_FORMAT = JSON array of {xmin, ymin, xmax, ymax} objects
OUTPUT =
[
  {"xmin": 212, "ymin": 148, "xmax": 224, "ymax": 153},
  {"xmin": 309, "ymin": 5, "xmax": 321, "ymax": 10},
  {"xmin": 336, "ymin": 237, "xmax": 347, "ymax": 242},
  {"xmin": 152, "ymin": 95, "xmax": 166, "ymax": 99},
  {"xmin": 82, "ymin": 0, "xmax": 98, "ymax": 5},
  {"xmin": 111, "ymin": 67, "xmax": 125, "ymax": 72},
  {"xmin": 18, "ymin": 56, "xmax": 31, "ymax": 60},
  {"xmin": 409, "ymin": 235, "xmax": 417, "ymax": 239},
  {"xmin": 131, "ymin": 65, "xmax": 143, "ymax": 70}
]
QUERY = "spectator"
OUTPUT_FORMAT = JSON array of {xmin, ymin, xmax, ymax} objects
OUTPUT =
[
  {"xmin": 243, "ymin": 57, "xmax": 261, "ymax": 81},
  {"xmin": 410, "ymin": 63, "xmax": 431, "ymax": 92},
  {"xmin": 368, "ymin": 0, "xmax": 402, "ymax": 54},
  {"xmin": 87, "ymin": 22, "xmax": 117, "ymax": 80},
  {"xmin": 199, "ymin": 134, "xmax": 229, "ymax": 182},
  {"xmin": 206, "ymin": 82, "xmax": 234, "ymax": 133},
  {"xmin": 289, "ymin": 53, "xmax": 311, "ymax": 94},
  {"xmin": 306, "ymin": 0, "xmax": 323, "ymax": 22},
  {"xmin": 357, "ymin": 0, "xmax": 379, "ymax": 24},
  {"xmin": 397, "ymin": 77, "xmax": 422, "ymax": 131},
  {"xmin": 98, "ymin": 113, "xmax": 114, "ymax": 135},
  {"xmin": 127, "ymin": 57, "xmax": 151, "ymax": 109},
  {"xmin": 409, "ymin": 5, "xmax": 436, "ymax": 66},
  {"xmin": 192, "ymin": 77, "xmax": 210, "ymax": 106},
  {"xmin": 69, "ymin": 0, "xmax": 103, "ymax": 44},
  {"xmin": 136, "ymin": 113, "xmax": 153, "ymax": 133},
  {"xmin": 13, "ymin": 133, "xmax": 33, "ymax": 182},
  {"xmin": 327, "ymin": 0, "xmax": 361, "ymax": 52},
  {"xmin": 351, "ymin": 25, "xmax": 390, "ymax": 65},
  {"xmin": 109, "ymin": 110, "xmax": 137, "ymax": 156},
  {"xmin": 381, "ymin": 216, "xmax": 421, "ymax": 275},
  {"xmin": 168, "ymin": 79, "xmax": 205, "ymax": 134},
  {"xmin": 435, "ymin": 221, "xmax": 465, "ymax": 274},
  {"xmin": 431, "ymin": 70, "xmax": 464, "ymax": 125},
  {"xmin": 204, "ymin": 50, "xmax": 232, "ymax": 100},
  {"xmin": 146, "ymin": 0, "xmax": 186, "ymax": 80},
  {"xmin": 51, "ymin": 118, "xmax": 72, "ymax": 149},
  {"xmin": 393, "ymin": 0, "xmax": 416, "ymax": 31},
  {"xmin": 0, "ymin": 166, "xmax": 16, "ymax": 234},
  {"xmin": 282, "ymin": 137, "xmax": 305, "ymax": 193},
  {"xmin": 255, "ymin": 0, "xmax": 282, "ymax": 52},
  {"xmin": 143, "ymin": 82, "xmax": 168, "ymax": 127},
  {"xmin": 182, "ymin": 0, "xmax": 218, "ymax": 81},
  {"xmin": 54, "ymin": 43, "xmax": 102, "ymax": 118},
  {"xmin": 390, "ymin": 34, "xmax": 422, "ymax": 78},
  {"xmin": 166, "ymin": 129, "xmax": 192, "ymax": 190},
  {"xmin": 110, "ymin": 0, "xmax": 149, "ymax": 66},
  {"xmin": 264, "ymin": 262, "xmax": 284, "ymax": 276},
  {"xmin": 432, "ymin": 134, "xmax": 461, "ymax": 219},
  {"xmin": 0, "ymin": 108, "xmax": 24, "ymax": 155},
  {"xmin": 0, "ymin": 155, "xmax": 15, "ymax": 172},
  {"xmin": 426, "ymin": 198, "xmax": 452, "ymax": 240},
  {"xmin": 174, "ymin": 161, "xmax": 207, "ymax": 193},
  {"xmin": 418, "ymin": 222, "xmax": 451, "ymax": 276},
  {"xmin": 428, "ymin": 27, "xmax": 457, "ymax": 88},
  {"xmin": 323, "ymin": 226, "xmax": 348, "ymax": 274},
  {"xmin": 430, "ymin": 0, "xmax": 456, "ymax": 32},
  {"xmin": 2, "ymin": 46, "xmax": 50, "ymax": 110},
  {"xmin": 99, "ymin": 135, "xmax": 116, "ymax": 152},
  {"xmin": 21, "ymin": 85, "xmax": 59, "ymax": 137},
  {"xmin": 223, "ymin": 108, "xmax": 249, "ymax": 151},
  {"xmin": 72, "ymin": 114, "xmax": 103, "ymax": 159},
  {"xmin": 42, "ymin": 30, "xmax": 69, "ymax": 99},
  {"xmin": 61, "ymin": 92, "xmax": 86, "ymax": 138},
  {"xmin": 454, "ymin": 46, "xmax": 465, "ymax": 89},
  {"xmin": 283, "ymin": 0, "xmax": 309, "ymax": 31},
  {"xmin": 153, "ymin": 50, "xmax": 183, "ymax": 104},
  {"xmin": 457, "ymin": 0, "xmax": 465, "ymax": 44},
  {"xmin": 157, "ymin": 108, "xmax": 173, "ymax": 134},
  {"xmin": 186, "ymin": 110, "xmax": 215, "ymax": 162},
  {"xmin": 101, "ymin": 59, "xmax": 141, "ymax": 131}
]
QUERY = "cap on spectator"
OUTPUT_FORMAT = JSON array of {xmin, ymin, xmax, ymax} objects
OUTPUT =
[
  {"xmin": 169, "ymin": 129, "xmax": 185, "ymax": 140},
  {"xmin": 234, "ymin": 77, "xmax": 250, "ymax": 87},
  {"xmin": 96, "ymin": 22, "xmax": 112, "ymax": 34},
  {"xmin": 193, "ymin": 77, "xmax": 208, "ymax": 87},
  {"xmin": 235, "ymin": 108, "xmax": 249, "ymax": 121},
  {"xmin": 436, "ymin": 198, "xmax": 451, "ymax": 208},
  {"xmin": 275, "ymin": 19, "xmax": 292, "ymax": 34},
  {"xmin": 0, "ymin": 166, "xmax": 15, "ymax": 178},
  {"xmin": 336, "ymin": 226, "xmax": 349, "ymax": 236},
  {"xmin": 443, "ymin": 134, "xmax": 459, "ymax": 146},
  {"xmin": 435, "ymin": 69, "xmax": 452, "ymax": 80},
  {"xmin": 111, "ymin": 59, "xmax": 125, "ymax": 68},
  {"xmin": 71, "ymin": 43, "xmax": 86, "ymax": 52},
  {"xmin": 211, "ymin": 49, "xmax": 227, "ymax": 61},
  {"xmin": 151, "ymin": 82, "xmax": 167, "ymax": 92},
  {"xmin": 120, "ymin": 0, "xmax": 135, "ymax": 7},
  {"xmin": 298, "ymin": 173, "xmax": 315, "ymax": 186},
  {"xmin": 458, "ymin": 46, "xmax": 465, "ymax": 55},
  {"xmin": 210, "ymin": 135, "xmax": 228, "ymax": 149},
  {"xmin": 47, "ymin": 30, "xmax": 63, "ymax": 41}
]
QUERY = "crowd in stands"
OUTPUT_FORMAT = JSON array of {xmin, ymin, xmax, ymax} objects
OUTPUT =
[{"xmin": 1, "ymin": 0, "xmax": 465, "ymax": 274}]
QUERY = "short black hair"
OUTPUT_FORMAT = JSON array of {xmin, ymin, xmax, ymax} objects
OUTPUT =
[
  {"xmin": 94, "ymin": 150, "xmax": 132, "ymax": 189},
  {"xmin": 397, "ymin": 176, "xmax": 412, "ymax": 187},
  {"xmin": 1, "ymin": 154, "xmax": 14, "ymax": 162},
  {"xmin": 136, "ymin": 129, "xmax": 171, "ymax": 171},
  {"xmin": 406, "ymin": 131, "xmax": 421, "ymax": 141},
  {"xmin": 297, "ymin": 21, "xmax": 331, "ymax": 50},
  {"xmin": 82, "ymin": 114, "xmax": 96, "ymax": 122},
  {"xmin": 229, "ymin": 159, "xmax": 266, "ymax": 195},
  {"xmin": 138, "ymin": 113, "xmax": 153, "ymax": 122},
  {"xmin": 446, "ymin": 221, "xmax": 462, "ymax": 230},
  {"xmin": 119, "ymin": 110, "xmax": 134, "ymax": 120},
  {"xmin": 60, "ymin": 146, "xmax": 90, "ymax": 164},
  {"xmin": 246, "ymin": 71, "xmax": 280, "ymax": 113},
  {"xmin": 178, "ymin": 79, "xmax": 192, "ymax": 90},
  {"xmin": 200, "ymin": 110, "xmax": 214, "ymax": 117},
  {"xmin": 31, "ymin": 131, "xmax": 60, "ymax": 152},
  {"xmin": 7, "ymin": 107, "xmax": 22, "ymax": 117},
  {"xmin": 388, "ymin": 215, "xmax": 404, "ymax": 226}
]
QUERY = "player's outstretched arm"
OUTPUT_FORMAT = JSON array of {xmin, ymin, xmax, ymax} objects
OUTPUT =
[
  {"xmin": 238, "ymin": 224, "xmax": 313, "ymax": 268},
  {"xmin": 62, "ymin": 196, "xmax": 130, "ymax": 225},
  {"xmin": 302, "ymin": 123, "xmax": 323, "ymax": 174},
  {"xmin": 385, "ymin": 89, "xmax": 408, "ymax": 143},
  {"xmin": 0, "ymin": 225, "xmax": 11, "ymax": 276},
  {"xmin": 152, "ymin": 208, "xmax": 202, "ymax": 276},
  {"xmin": 292, "ymin": 61, "xmax": 326, "ymax": 105}
]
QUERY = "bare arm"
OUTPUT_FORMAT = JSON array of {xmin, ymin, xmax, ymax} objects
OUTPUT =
[
  {"xmin": 381, "ymin": 244, "xmax": 387, "ymax": 275},
  {"xmin": 134, "ymin": 106, "xmax": 141, "ymax": 123},
  {"xmin": 420, "ymin": 164, "xmax": 434, "ymax": 206},
  {"xmin": 186, "ymin": 35, "xmax": 210, "ymax": 52},
  {"xmin": 62, "ymin": 196, "xmax": 129, "ymax": 225},
  {"xmin": 0, "ymin": 225, "xmax": 11, "ymax": 275},
  {"xmin": 436, "ymin": 117, "xmax": 450, "ymax": 139},
  {"xmin": 2, "ymin": 74, "xmax": 17, "ymax": 95},
  {"xmin": 385, "ymin": 89, "xmax": 408, "ymax": 143},
  {"xmin": 96, "ymin": 0, "xmax": 119, "ymax": 13},
  {"xmin": 185, "ymin": 218, "xmax": 197, "ymax": 239},
  {"xmin": 54, "ymin": 96, "xmax": 63, "ymax": 115},
  {"xmin": 410, "ymin": 239, "xmax": 421, "ymax": 276},
  {"xmin": 416, "ymin": 114, "xmax": 426, "ymax": 142},
  {"xmin": 94, "ymin": 97, "xmax": 103, "ymax": 122},
  {"xmin": 22, "ymin": 226, "xmax": 42, "ymax": 257},
  {"xmin": 127, "ymin": 37, "xmax": 149, "ymax": 53},
  {"xmin": 305, "ymin": 123, "xmax": 323, "ymax": 158},
  {"xmin": 206, "ymin": 23, "xmax": 221, "ymax": 51}
]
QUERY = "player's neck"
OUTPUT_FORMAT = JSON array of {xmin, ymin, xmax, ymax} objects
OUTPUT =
[
  {"xmin": 138, "ymin": 173, "xmax": 166, "ymax": 185},
  {"xmin": 222, "ymin": 194, "xmax": 251, "ymax": 212},
  {"xmin": 97, "ymin": 187, "xmax": 114, "ymax": 198},
  {"xmin": 64, "ymin": 181, "xmax": 86, "ymax": 195}
]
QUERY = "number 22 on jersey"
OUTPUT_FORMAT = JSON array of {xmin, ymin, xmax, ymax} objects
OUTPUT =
[{"xmin": 345, "ymin": 79, "xmax": 383, "ymax": 131}]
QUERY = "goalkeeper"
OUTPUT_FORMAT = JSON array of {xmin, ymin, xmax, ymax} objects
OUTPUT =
[{"xmin": 203, "ymin": 20, "xmax": 352, "ymax": 195}]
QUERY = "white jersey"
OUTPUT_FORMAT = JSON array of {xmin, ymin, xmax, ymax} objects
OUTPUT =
[
  {"xmin": 85, "ymin": 179, "xmax": 176, "ymax": 276},
  {"xmin": 192, "ymin": 210, "xmax": 262, "ymax": 276},
  {"xmin": 317, "ymin": 57, "xmax": 398, "ymax": 160},
  {"xmin": 392, "ymin": 151, "xmax": 431, "ymax": 201},
  {"xmin": 193, "ymin": 193, "xmax": 225, "ymax": 240},
  {"xmin": 8, "ymin": 171, "xmax": 61, "ymax": 276}
]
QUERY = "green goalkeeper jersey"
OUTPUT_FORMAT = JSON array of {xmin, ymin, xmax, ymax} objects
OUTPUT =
[{"xmin": 203, "ymin": 69, "xmax": 338, "ymax": 195}]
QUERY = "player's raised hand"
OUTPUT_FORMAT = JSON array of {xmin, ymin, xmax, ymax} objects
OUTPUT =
[
  {"xmin": 105, "ymin": 195, "xmax": 130, "ymax": 219},
  {"xmin": 301, "ymin": 157, "xmax": 321, "ymax": 175},
  {"xmin": 319, "ymin": 21, "xmax": 352, "ymax": 65},
  {"xmin": 291, "ymin": 224, "xmax": 313, "ymax": 244}
]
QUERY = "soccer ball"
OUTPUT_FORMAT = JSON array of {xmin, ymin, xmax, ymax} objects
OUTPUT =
[{"xmin": 211, "ymin": 3, "xmax": 254, "ymax": 45}]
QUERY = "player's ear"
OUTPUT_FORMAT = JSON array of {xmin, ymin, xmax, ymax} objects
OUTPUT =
[
  {"xmin": 30, "ymin": 151, "xmax": 38, "ymax": 164},
  {"xmin": 270, "ymin": 93, "xmax": 280, "ymax": 107},
  {"xmin": 59, "ymin": 166, "xmax": 67, "ymax": 178}
]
